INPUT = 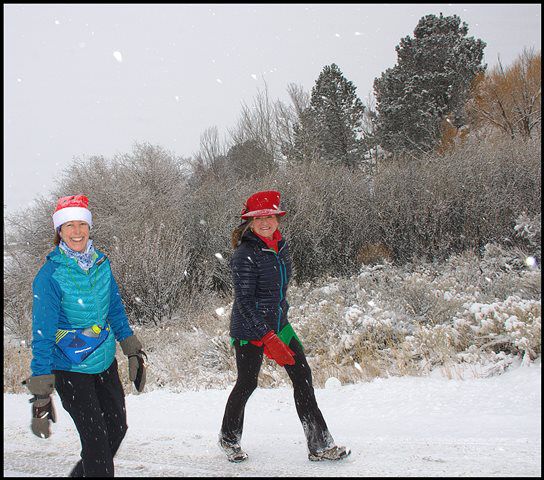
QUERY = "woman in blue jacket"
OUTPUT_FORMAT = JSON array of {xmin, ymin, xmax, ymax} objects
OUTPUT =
[
  {"xmin": 23, "ymin": 194, "xmax": 147, "ymax": 477},
  {"xmin": 218, "ymin": 190, "xmax": 350, "ymax": 463}
]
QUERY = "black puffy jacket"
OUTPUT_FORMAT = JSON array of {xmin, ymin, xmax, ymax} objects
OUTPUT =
[{"xmin": 229, "ymin": 229, "xmax": 292, "ymax": 340}]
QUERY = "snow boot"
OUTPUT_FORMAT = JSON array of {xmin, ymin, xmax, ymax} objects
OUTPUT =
[
  {"xmin": 308, "ymin": 445, "xmax": 351, "ymax": 462},
  {"xmin": 218, "ymin": 437, "xmax": 249, "ymax": 463}
]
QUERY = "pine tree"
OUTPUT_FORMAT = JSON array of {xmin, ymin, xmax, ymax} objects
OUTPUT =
[
  {"xmin": 374, "ymin": 13, "xmax": 486, "ymax": 155},
  {"xmin": 291, "ymin": 64, "xmax": 366, "ymax": 167},
  {"xmin": 226, "ymin": 139, "xmax": 275, "ymax": 179}
]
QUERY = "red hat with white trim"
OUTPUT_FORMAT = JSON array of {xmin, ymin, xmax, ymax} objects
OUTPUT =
[
  {"xmin": 52, "ymin": 194, "xmax": 93, "ymax": 230},
  {"xmin": 241, "ymin": 190, "xmax": 286, "ymax": 219}
]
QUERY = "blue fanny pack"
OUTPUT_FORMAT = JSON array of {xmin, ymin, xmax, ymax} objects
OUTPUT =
[{"xmin": 55, "ymin": 325, "xmax": 110, "ymax": 364}]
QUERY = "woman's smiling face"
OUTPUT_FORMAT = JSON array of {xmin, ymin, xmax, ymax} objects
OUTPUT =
[
  {"xmin": 251, "ymin": 215, "xmax": 279, "ymax": 239},
  {"xmin": 59, "ymin": 220, "xmax": 90, "ymax": 252}
]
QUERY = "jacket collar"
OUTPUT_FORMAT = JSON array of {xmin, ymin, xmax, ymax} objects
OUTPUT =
[
  {"xmin": 47, "ymin": 245, "xmax": 104, "ymax": 267},
  {"xmin": 242, "ymin": 229, "xmax": 285, "ymax": 253}
]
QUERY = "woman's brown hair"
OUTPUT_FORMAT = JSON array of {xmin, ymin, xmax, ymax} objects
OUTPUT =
[
  {"xmin": 231, "ymin": 220, "xmax": 252, "ymax": 249},
  {"xmin": 53, "ymin": 229, "xmax": 61, "ymax": 246}
]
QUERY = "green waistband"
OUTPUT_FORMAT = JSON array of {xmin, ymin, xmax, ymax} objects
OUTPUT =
[{"xmin": 230, "ymin": 323, "xmax": 303, "ymax": 350}]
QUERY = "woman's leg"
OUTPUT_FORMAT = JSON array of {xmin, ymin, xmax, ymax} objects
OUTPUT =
[
  {"xmin": 220, "ymin": 343, "xmax": 263, "ymax": 444},
  {"xmin": 284, "ymin": 339, "xmax": 335, "ymax": 454},
  {"xmin": 55, "ymin": 369, "xmax": 116, "ymax": 476},
  {"xmin": 95, "ymin": 359, "xmax": 128, "ymax": 459},
  {"xmin": 54, "ymin": 360, "xmax": 127, "ymax": 477}
]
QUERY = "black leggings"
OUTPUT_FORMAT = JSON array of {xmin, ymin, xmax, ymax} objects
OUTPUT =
[
  {"xmin": 54, "ymin": 359, "xmax": 127, "ymax": 477},
  {"xmin": 220, "ymin": 339, "xmax": 335, "ymax": 453}
]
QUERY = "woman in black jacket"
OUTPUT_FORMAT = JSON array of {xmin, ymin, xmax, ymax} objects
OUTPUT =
[{"xmin": 218, "ymin": 190, "xmax": 350, "ymax": 463}]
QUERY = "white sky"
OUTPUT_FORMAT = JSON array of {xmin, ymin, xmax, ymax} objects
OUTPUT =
[{"xmin": 3, "ymin": 3, "xmax": 541, "ymax": 213}]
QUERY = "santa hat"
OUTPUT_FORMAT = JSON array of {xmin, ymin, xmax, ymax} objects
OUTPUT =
[
  {"xmin": 241, "ymin": 190, "xmax": 286, "ymax": 219},
  {"xmin": 52, "ymin": 194, "xmax": 93, "ymax": 230}
]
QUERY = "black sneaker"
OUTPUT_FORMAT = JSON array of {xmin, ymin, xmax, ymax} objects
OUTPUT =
[
  {"xmin": 308, "ymin": 445, "xmax": 351, "ymax": 461},
  {"xmin": 218, "ymin": 437, "xmax": 249, "ymax": 463}
]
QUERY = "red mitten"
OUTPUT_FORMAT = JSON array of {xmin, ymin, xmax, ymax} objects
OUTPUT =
[{"xmin": 261, "ymin": 331, "xmax": 295, "ymax": 366}]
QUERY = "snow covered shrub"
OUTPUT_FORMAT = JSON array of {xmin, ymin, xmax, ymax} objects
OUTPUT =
[
  {"xmin": 181, "ymin": 174, "xmax": 247, "ymax": 294},
  {"xmin": 356, "ymin": 243, "xmax": 394, "ymax": 266},
  {"xmin": 119, "ymin": 317, "xmax": 238, "ymax": 392},
  {"xmin": 478, "ymin": 243, "xmax": 542, "ymax": 301},
  {"xmin": 286, "ymin": 273, "xmax": 418, "ymax": 382},
  {"xmin": 372, "ymin": 135, "xmax": 541, "ymax": 265},
  {"xmin": 201, "ymin": 333, "xmax": 236, "ymax": 374},
  {"xmin": 110, "ymin": 223, "xmax": 196, "ymax": 325},
  {"xmin": 3, "ymin": 250, "xmax": 36, "ymax": 342},
  {"xmin": 279, "ymin": 161, "xmax": 377, "ymax": 281},
  {"xmin": 327, "ymin": 314, "xmax": 408, "ymax": 378},
  {"xmin": 2, "ymin": 343, "xmax": 32, "ymax": 393},
  {"xmin": 397, "ymin": 273, "xmax": 448, "ymax": 323},
  {"xmin": 369, "ymin": 261, "xmax": 466, "ymax": 328},
  {"xmin": 3, "ymin": 197, "xmax": 62, "ymax": 340},
  {"xmin": 402, "ymin": 324, "xmax": 460, "ymax": 371},
  {"xmin": 440, "ymin": 249, "xmax": 489, "ymax": 298},
  {"xmin": 453, "ymin": 296, "xmax": 541, "ymax": 361},
  {"xmin": 514, "ymin": 212, "xmax": 541, "ymax": 261},
  {"xmin": 286, "ymin": 244, "xmax": 541, "ymax": 383},
  {"xmin": 481, "ymin": 243, "xmax": 530, "ymax": 273}
]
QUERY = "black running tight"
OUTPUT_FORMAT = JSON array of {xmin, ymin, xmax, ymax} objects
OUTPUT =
[
  {"xmin": 220, "ymin": 339, "xmax": 334, "ymax": 453},
  {"xmin": 54, "ymin": 359, "xmax": 128, "ymax": 477}
]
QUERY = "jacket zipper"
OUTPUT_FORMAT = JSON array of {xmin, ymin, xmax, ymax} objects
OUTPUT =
[{"xmin": 261, "ymin": 246, "xmax": 286, "ymax": 333}]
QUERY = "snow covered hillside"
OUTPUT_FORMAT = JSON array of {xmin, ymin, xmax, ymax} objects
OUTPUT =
[{"xmin": 3, "ymin": 358, "xmax": 540, "ymax": 477}]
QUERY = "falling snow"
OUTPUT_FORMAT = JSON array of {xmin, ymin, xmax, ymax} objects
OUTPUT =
[{"xmin": 525, "ymin": 256, "xmax": 538, "ymax": 268}]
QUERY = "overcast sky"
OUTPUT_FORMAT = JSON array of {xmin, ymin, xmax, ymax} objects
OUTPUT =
[{"xmin": 4, "ymin": 3, "xmax": 541, "ymax": 213}]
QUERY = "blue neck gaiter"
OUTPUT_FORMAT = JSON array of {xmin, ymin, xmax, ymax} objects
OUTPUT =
[{"xmin": 59, "ymin": 239, "xmax": 96, "ymax": 271}]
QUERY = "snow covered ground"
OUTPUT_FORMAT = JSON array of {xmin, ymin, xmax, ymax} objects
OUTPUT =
[{"xmin": 3, "ymin": 359, "xmax": 541, "ymax": 477}]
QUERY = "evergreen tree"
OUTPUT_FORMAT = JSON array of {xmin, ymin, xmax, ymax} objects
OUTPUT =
[
  {"xmin": 291, "ymin": 64, "xmax": 366, "ymax": 167},
  {"xmin": 374, "ymin": 13, "xmax": 486, "ymax": 155},
  {"xmin": 226, "ymin": 139, "xmax": 275, "ymax": 179}
]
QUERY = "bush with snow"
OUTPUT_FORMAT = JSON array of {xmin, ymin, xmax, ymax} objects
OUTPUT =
[
  {"xmin": 3, "ymin": 136, "xmax": 541, "ymax": 391},
  {"xmin": 3, "ymin": 242, "xmax": 540, "ymax": 393}
]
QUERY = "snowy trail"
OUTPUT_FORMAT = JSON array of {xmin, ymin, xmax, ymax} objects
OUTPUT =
[{"xmin": 3, "ymin": 362, "xmax": 541, "ymax": 477}]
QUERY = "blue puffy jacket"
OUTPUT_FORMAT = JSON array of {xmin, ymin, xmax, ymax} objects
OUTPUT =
[
  {"xmin": 229, "ymin": 230, "xmax": 292, "ymax": 340},
  {"xmin": 31, "ymin": 246, "xmax": 134, "ymax": 376}
]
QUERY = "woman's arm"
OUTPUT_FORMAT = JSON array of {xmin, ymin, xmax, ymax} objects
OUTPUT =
[
  {"xmin": 231, "ymin": 250, "xmax": 270, "ymax": 338},
  {"xmin": 30, "ymin": 264, "xmax": 62, "ymax": 376},
  {"xmin": 107, "ymin": 267, "xmax": 135, "ymax": 342}
]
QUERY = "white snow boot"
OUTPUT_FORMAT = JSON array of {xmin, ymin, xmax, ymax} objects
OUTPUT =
[
  {"xmin": 308, "ymin": 445, "xmax": 351, "ymax": 462},
  {"xmin": 218, "ymin": 437, "xmax": 249, "ymax": 463}
]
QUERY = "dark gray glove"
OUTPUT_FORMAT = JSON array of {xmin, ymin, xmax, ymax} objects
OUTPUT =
[
  {"xmin": 22, "ymin": 374, "xmax": 57, "ymax": 439},
  {"xmin": 120, "ymin": 335, "xmax": 147, "ymax": 392}
]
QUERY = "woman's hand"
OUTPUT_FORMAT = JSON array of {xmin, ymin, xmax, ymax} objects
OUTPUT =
[
  {"xmin": 261, "ymin": 331, "xmax": 295, "ymax": 366},
  {"xmin": 22, "ymin": 374, "xmax": 57, "ymax": 438},
  {"xmin": 120, "ymin": 335, "xmax": 147, "ymax": 392}
]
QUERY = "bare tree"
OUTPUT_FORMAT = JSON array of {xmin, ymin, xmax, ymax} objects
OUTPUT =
[
  {"xmin": 229, "ymin": 82, "xmax": 306, "ymax": 167},
  {"xmin": 199, "ymin": 126, "xmax": 228, "ymax": 167},
  {"xmin": 228, "ymin": 83, "xmax": 276, "ymax": 159},
  {"xmin": 468, "ymin": 48, "xmax": 541, "ymax": 139},
  {"xmin": 190, "ymin": 126, "xmax": 230, "ymax": 180},
  {"xmin": 286, "ymin": 82, "xmax": 311, "ymax": 118}
]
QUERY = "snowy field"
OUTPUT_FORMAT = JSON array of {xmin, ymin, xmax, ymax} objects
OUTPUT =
[{"xmin": 3, "ymin": 360, "xmax": 541, "ymax": 477}]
